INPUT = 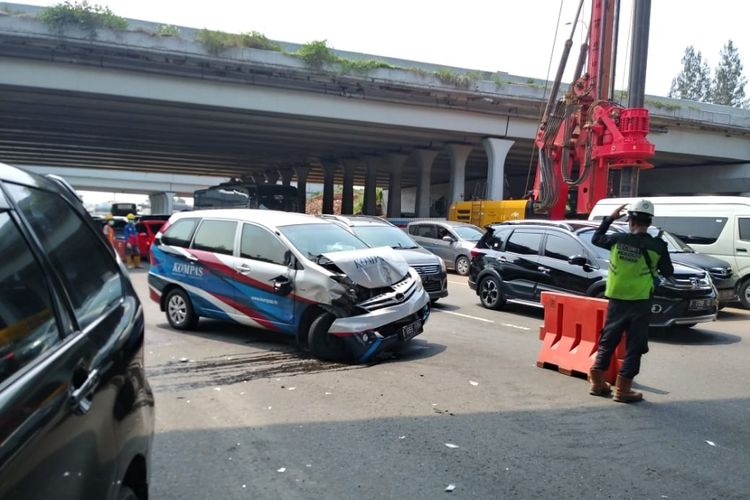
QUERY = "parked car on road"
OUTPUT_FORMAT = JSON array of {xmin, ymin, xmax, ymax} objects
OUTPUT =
[
  {"xmin": 149, "ymin": 209, "xmax": 431, "ymax": 363},
  {"xmin": 469, "ymin": 220, "xmax": 718, "ymax": 328},
  {"xmin": 407, "ymin": 220, "xmax": 484, "ymax": 276},
  {"xmin": 322, "ymin": 215, "xmax": 448, "ymax": 303},
  {"xmin": 0, "ymin": 162, "xmax": 154, "ymax": 500},
  {"xmin": 136, "ymin": 215, "xmax": 169, "ymax": 261}
]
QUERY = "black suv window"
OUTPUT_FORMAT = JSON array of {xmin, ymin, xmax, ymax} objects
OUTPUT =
[
  {"xmin": 6, "ymin": 184, "xmax": 122, "ymax": 330},
  {"xmin": 240, "ymin": 224, "xmax": 288, "ymax": 265},
  {"xmin": 0, "ymin": 212, "xmax": 60, "ymax": 384},
  {"xmin": 161, "ymin": 218, "xmax": 198, "ymax": 247},
  {"xmin": 544, "ymin": 233, "xmax": 585, "ymax": 261},
  {"xmin": 192, "ymin": 220, "xmax": 237, "ymax": 255},
  {"xmin": 477, "ymin": 227, "xmax": 512, "ymax": 250},
  {"xmin": 506, "ymin": 231, "xmax": 543, "ymax": 255}
]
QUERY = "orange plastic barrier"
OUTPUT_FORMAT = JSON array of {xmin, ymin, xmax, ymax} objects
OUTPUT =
[{"xmin": 536, "ymin": 292, "xmax": 625, "ymax": 384}]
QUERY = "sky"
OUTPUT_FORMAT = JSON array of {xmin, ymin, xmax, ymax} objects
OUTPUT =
[
  {"xmin": 17, "ymin": 0, "xmax": 750, "ymax": 97},
  {"xmin": 15, "ymin": 0, "xmax": 750, "ymax": 202}
]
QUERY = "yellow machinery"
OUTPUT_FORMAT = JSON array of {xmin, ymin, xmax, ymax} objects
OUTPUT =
[{"xmin": 448, "ymin": 199, "xmax": 530, "ymax": 227}]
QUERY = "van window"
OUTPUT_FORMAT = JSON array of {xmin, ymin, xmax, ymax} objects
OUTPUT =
[
  {"xmin": 506, "ymin": 231, "xmax": 542, "ymax": 255},
  {"xmin": 240, "ymin": 224, "xmax": 288, "ymax": 265},
  {"xmin": 191, "ymin": 220, "xmax": 237, "ymax": 255},
  {"xmin": 0, "ymin": 212, "xmax": 60, "ymax": 384},
  {"xmin": 739, "ymin": 218, "xmax": 750, "ymax": 242},
  {"xmin": 7, "ymin": 184, "xmax": 123, "ymax": 330},
  {"xmin": 161, "ymin": 218, "xmax": 198, "ymax": 247},
  {"xmin": 652, "ymin": 216, "xmax": 727, "ymax": 245}
]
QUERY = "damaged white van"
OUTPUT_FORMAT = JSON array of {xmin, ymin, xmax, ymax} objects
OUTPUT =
[{"xmin": 148, "ymin": 210, "xmax": 430, "ymax": 363}]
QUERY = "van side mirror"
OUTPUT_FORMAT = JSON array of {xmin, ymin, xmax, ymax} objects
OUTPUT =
[
  {"xmin": 568, "ymin": 255, "xmax": 588, "ymax": 266},
  {"xmin": 442, "ymin": 235, "xmax": 455, "ymax": 242}
]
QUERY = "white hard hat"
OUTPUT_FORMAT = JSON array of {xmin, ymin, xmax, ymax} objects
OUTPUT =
[{"xmin": 628, "ymin": 199, "xmax": 654, "ymax": 217}]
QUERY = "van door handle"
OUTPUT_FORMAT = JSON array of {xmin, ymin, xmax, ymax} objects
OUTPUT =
[
  {"xmin": 70, "ymin": 368, "xmax": 99, "ymax": 416},
  {"xmin": 737, "ymin": 248, "xmax": 748, "ymax": 253},
  {"xmin": 235, "ymin": 263, "xmax": 252, "ymax": 273},
  {"xmin": 538, "ymin": 266, "xmax": 550, "ymax": 273}
]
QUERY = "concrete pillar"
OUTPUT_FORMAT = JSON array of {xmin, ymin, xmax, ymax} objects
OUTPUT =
[
  {"xmin": 321, "ymin": 160, "xmax": 339, "ymax": 215},
  {"xmin": 280, "ymin": 168, "xmax": 294, "ymax": 187},
  {"xmin": 414, "ymin": 149, "xmax": 438, "ymax": 217},
  {"xmin": 341, "ymin": 159, "xmax": 359, "ymax": 215},
  {"xmin": 363, "ymin": 156, "xmax": 380, "ymax": 215},
  {"xmin": 385, "ymin": 153, "xmax": 408, "ymax": 218},
  {"xmin": 447, "ymin": 144, "xmax": 473, "ymax": 207},
  {"xmin": 481, "ymin": 138, "xmax": 514, "ymax": 200},
  {"xmin": 265, "ymin": 169, "xmax": 280, "ymax": 185},
  {"xmin": 149, "ymin": 191, "xmax": 175, "ymax": 215},
  {"xmin": 294, "ymin": 166, "xmax": 310, "ymax": 213}
]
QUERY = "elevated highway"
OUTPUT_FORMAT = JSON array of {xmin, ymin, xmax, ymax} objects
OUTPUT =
[{"xmin": 1, "ymin": 3, "xmax": 749, "ymax": 215}]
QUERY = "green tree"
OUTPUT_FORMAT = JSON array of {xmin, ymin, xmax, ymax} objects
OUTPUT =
[
  {"xmin": 668, "ymin": 46, "xmax": 711, "ymax": 102},
  {"xmin": 711, "ymin": 40, "xmax": 748, "ymax": 108}
]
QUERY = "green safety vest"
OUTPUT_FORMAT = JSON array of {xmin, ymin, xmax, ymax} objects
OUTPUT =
[{"xmin": 605, "ymin": 239, "xmax": 661, "ymax": 301}]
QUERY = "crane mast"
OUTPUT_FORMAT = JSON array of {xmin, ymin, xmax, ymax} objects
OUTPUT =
[{"xmin": 532, "ymin": 0, "xmax": 655, "ymax": 219}]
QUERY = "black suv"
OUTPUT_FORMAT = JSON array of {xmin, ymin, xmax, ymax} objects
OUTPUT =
[
  {"xmin": 0, "ymin": 163, "xmax": 154, "ymax": 499},
  {"xmin": 468, "ymin": 220, "xmax": 718, "ymax": 328}
]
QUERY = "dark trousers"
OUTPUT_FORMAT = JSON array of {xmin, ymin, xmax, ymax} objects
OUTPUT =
[{"xmin": 592, "ymin": 298, "xmax": 652, "ymax": 379}]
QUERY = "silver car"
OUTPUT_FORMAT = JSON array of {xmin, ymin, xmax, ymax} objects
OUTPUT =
[
  {"xmin": 407, "ymin": 220, "xmax": 484, "ymax": 276},
  {"xmin": 322, "ymin": 215, "xmax": 449, "ymax": 303}
]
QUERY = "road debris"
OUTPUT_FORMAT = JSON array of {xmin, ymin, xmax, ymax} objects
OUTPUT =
[
  {"xmin": 445, "ymin": 443, "xmax": 459, "ymax": 449},
  {"xmin": 288, "ymin": 387, "xmax": 296, "ymax": 391},
  {"xmin": 277, "ymin": 467, "xmax": 286, "ymax": 473},
  {"xmin": 179, "ymin": 357, "xmax": 189, "ymax": 363},
  {"xmin": 469, "ymin": 380, "xmax": 479, "ymax": 386},
  {"xmin": 399, "ymin": 436, "xmax": 406, "ymax": 440},
  {"xmin": 705, "ymin": 440, "xmax": 716, "ymax": 447},
  {"xmin": 445, "ymin": 484, "xmax": 456, "ymax": 492},
  {"xmin": 214, "ymin": 387, "xmax": 221, "ymax": 391}
]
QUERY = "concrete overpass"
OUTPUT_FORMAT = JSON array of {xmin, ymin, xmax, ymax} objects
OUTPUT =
[{"xmin": 1, "ymin": 3, "xmax": 749, "ymax": 216}]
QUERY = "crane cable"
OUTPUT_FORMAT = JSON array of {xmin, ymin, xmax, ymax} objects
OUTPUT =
[{"xmin": 524, "ymin": 0, "xmax": 566, "ymax": 199}]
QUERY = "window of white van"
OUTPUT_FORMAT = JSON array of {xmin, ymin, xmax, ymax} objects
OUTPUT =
[
  {"xmin": 739, "ymin": 218, "xmax": 750, "ymax": 242},
  {"xmin": 192, "ymin": 220, "xmax": 237, "ymax": 255},
  {"xmin": 651, "ymin": 216, "xmax": 727, "ymax": 245},
  {"xmin": 240, "ymin": 224, "xmax": 288, "ymax": 265},
  {"xmin": 162, "ymin": 218, "xmax": 198, "ymax": 247}
]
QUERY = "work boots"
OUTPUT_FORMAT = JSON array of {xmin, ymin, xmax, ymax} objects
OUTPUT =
[
  {"xmin": 588, "ymin": 368, "xmax": 611, "ymax": 397},
  {"xmin": 614, "ymin": 376, "xmax": 644, "ymax": 403}
]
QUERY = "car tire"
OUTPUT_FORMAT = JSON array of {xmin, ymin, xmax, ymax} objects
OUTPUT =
[
  {"xmin": 165, "ymin": 288, "xmax": 198, "ymax": 330},
  {"xmin": 308, "ymin": 312, "xmax": 348, "ymax": 362},
  {"xmin": 455, "ymin": 255, "xmax": 470, "ymax": 276},
  {"xmin": 478, "ymin": 275, "xmax": 506, "ymax": 310},
  {"xmin": 117, "ymin": 486, "xmax": 138, "ymax": 500},
  {"xmin": 738, "ymin": 280, "xmax": 750, "ymax": 309}
]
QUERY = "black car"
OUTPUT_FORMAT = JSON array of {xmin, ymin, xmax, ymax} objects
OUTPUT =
[
  {"xmin": 468, "ymin": 220, "xmax": 718, "ymax": 328},
  {"xmin": 0, "ymin": 163, "xmax": 154, "ymax": 499}
]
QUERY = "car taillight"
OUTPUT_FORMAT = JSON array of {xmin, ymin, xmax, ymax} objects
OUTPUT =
[{"xmin": 470, "ymin": 248, "xmax": 481, "ymax": 258}]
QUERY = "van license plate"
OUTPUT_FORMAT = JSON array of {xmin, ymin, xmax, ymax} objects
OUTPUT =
[
  {"xmin": 400, "ymin": 320, "xmax": 422, "ymax": 341},
  {"xmin": 688, "ymin": 298, "xmax": 714, "ymax": 311}
]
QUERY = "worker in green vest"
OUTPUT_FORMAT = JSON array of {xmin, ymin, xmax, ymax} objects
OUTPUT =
[{"xmin": 589, "ymin": 199, "xmax": 674, "ymax": 403}]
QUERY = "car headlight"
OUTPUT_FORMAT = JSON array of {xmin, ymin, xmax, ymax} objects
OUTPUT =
[{"xmin": 438, "ymin": 258, "xmax": 446, "ymax": 273}]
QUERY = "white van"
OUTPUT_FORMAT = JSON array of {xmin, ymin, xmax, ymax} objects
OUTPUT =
[{"xmin": 589, "ymin": 196, "xmax": 750, "ymax": 307}]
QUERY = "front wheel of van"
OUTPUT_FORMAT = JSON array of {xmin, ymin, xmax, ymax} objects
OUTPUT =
[
  {"xmin": 308, "ymin": 313, "xmax": 348, "ymax": 362},
  {"xmin": 738, "ymin": 280, "xmax": 750, "ymax": 309},
  {"xmin": 165, "ymin": 288, "xmax": 198, "ymax": 330}
]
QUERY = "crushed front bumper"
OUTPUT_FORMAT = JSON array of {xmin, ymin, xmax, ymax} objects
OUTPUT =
[{"xmin": 328, "ymin": 277, "xmax": 431, "ymax": 363}]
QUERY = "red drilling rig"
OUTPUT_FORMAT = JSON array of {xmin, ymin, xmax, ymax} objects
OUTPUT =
[{"xmin": 532, "ymin": 0, "xmax": 655, "ymax": 219}]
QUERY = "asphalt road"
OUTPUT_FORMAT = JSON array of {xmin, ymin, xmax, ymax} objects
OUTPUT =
[{"xmin": 133, "ymin": 268, "xmax": 750, "ymax": 499}]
